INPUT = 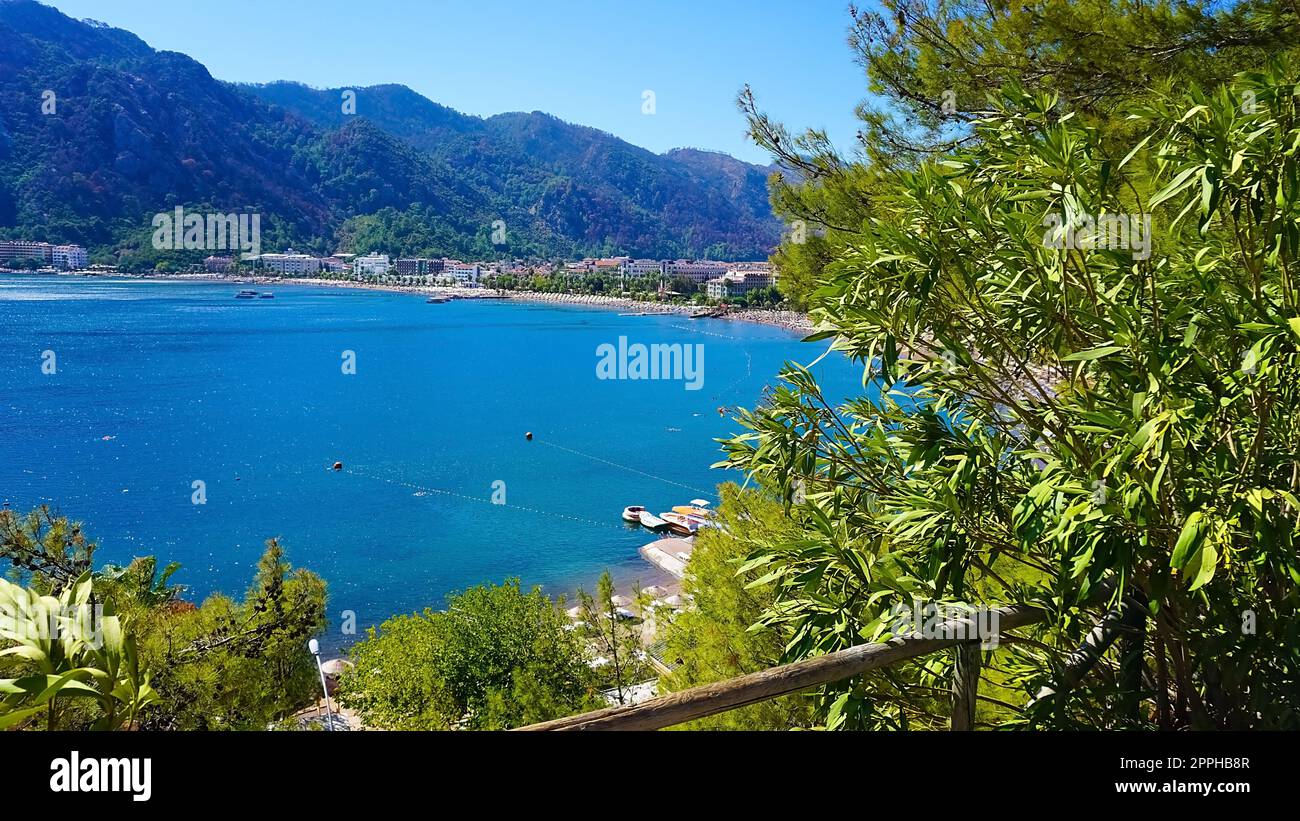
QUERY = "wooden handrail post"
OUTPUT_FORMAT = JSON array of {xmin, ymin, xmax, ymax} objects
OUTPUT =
[
  {"xmin": 950, "ymin": 641, "xmax": 980, "ymax": 730},
  {"xmin": 518, "ymin": 603, "xmax": 1043, "ymax": 731}
]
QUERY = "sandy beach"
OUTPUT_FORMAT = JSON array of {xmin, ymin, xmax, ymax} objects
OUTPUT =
[{"xmin": 131, "ymin": 272, "xmax": 815, "ymax": 335}]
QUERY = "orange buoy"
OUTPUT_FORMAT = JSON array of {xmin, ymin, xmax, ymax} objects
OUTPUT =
[
  {"xmin": 525, "ymin": 432, "xmax": 533, "ymax": 441},
  {"xmin": 332, "ymin": 461, "xmax": 343, "ymax": 471}
]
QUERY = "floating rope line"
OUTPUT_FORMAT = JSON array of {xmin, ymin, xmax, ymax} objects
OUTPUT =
[
  {"xmin": 345, "ymin": 465, "xmax": 626, "ymax": 532},
  {"xmin": 668, "ymin": 323, "xmax": 758, "ymax": 400},
  {"xmin": 533, "ymin": 440, "xmax": 713, "ymax": 496},
  {"xmin": 668, "ymin": 322, "xmax": 746, "ymax": 340},
  {"xmin": 712, "ymin": 349, "xmax": 754, "ymax": 401}
]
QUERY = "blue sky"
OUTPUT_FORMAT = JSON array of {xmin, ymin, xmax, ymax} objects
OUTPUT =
[{"xmin": 44, "ymin": 0, "xmax": 868, "ymax": 164}]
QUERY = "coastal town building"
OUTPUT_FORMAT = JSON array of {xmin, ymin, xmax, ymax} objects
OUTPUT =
[
  {"xmin": 396, "ymin": 258, "xmax": 446, "ymax": 276},
  {"xmin": 448, "ymin": 263, "xmax": 481, "ymax": 284},
  {"xmin": 320, "ymin": 255, "xmax": 353, "ymax": 273},
  {"xmin": 730, "ymin": 268, "xmax": 776, "ymax": 286},
  {"xmin": 665, "ymin": 259, "xmax": 727, "ymax": 283},
  {"xmin": 258, "ymin": 251, "xmax": 320, "ymax": 275},
  {"xmin": 621, "ymin": 259, "xmax": 666, "ymax": 280},
  {"xmin": 705, "ymin": 270, "xmax": 776, "ymax": 299},
  {"xmin": 204, "ymin": 255, "xmax": 233, "ymax": 273},
  {"xmin": 353, "ymin": 254, "xmax": 391, "ymax": 278},
  {"xmin": 52, "ymin": 245, "xmax": 89, "ymax": 270},
  {"xmin": 0, "ymin": 240, "xmax": 54, "ymax": 266}
]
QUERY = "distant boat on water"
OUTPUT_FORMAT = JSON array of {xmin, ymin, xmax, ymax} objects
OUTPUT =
[
  {"xmin": 259, "ymin": 292, "xmax": 275, "ymax": 299},
  {"xmin": 426, "ymin": 296, "xmax": 449, "ymax": 303},
  {"xmin": 234, "ymin": 289, "xmax": 257, "ymax": 299},
  {"xmin": 621, "ymin": 505, "xmax": 646, "ymax": 523}
]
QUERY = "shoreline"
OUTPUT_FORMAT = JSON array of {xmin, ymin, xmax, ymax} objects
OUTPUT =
[{"xmin": 33, "ymin": 270, "xmax": 815, "ymax": 335}]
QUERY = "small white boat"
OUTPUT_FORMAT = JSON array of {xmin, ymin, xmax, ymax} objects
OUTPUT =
[
  {"xmin": 234, "ymin": 289, "xmax": 258, "ymax": 299},
  {"xmin": 637, "ymin": 511, "xmax": 669, "ymax": 530},
  {"xmin": 259, "ymin": 291, "xmax": 275, "ymax": 299},
  {"xmin": 621, "ymin": 505, "xmax": 646, "ymax": 523}
]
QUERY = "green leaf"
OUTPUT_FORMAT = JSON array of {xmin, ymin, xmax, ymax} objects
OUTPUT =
[
  {"xmin": 1062, "ymin": 345, "xmax": 1125, "ymax": 362},
  {"xmin": 1150, "ymin": 165, "xmax": 1203, "ymax": 208},
  {"xmin": 1170, "ymin": 512, "xmax": 1205, "ymax": 569},
  {"xmin": 0, "ymin": 704, "xmax": 47, "ymax": 730},
  {"xmin": 1185, "ymin": 543, "xmax": 1218, "ymax": 591}
]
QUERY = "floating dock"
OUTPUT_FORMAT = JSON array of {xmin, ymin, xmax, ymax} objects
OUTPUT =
[{"xmin": 638, "ymin": 536, "xmax": 694, "ymax": 578}]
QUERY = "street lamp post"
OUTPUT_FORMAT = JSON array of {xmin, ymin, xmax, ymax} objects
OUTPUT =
[{"xmin": 307, "ymin": 638, "xmax": 334, "ymax": 731}]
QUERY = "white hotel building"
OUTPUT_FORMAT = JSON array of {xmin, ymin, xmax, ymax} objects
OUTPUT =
[
  {"xmin": 448, "ymin": 263, "xmax": 481, "ymax": 284},
  {"xmin": 0, "ymin": 241, "xmax": 90, "ymax": 269},
  {"xmin": 620, "ymin": 259, "xmax": 666, "ymax": 281},
  {"xmin": 705, "ymin": 270, "xmax": 777, "ymax": 299},
  {"xmin": 52, "ymin": 245, "xmax": 89, "ymax": 269},
  {"xmin": 352, "ymin": 254, "xmax": 391, "ymax": 278},
  {"xmin": 665, "ymin": 259, "xmax": 728, "ymax": 284},
  {"xmin": 258, "ymin": 252, "xmax": 320, "ymax": 275}
]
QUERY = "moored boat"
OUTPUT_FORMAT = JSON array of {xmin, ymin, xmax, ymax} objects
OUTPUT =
[
  {"xmin": 259, "ymin": 292, "xmax": 275, "ymax": 299},
  {"xmin": 234, "ymin": 289, "xmax": 258, "ymax": 299},
  {"xmin": 689, "ymin": 515, "xmax": 720, "ymax": 531},
  {"xmin": 637, "ymin": 510, "xmax": 669, "ymax": 530},
  {"xmin": 672, "ymin": 505, "xmax": 714, "ymax": 518},
  {"xmin": 660, "ymin": 511, "xmax": 699, "ymax": 536},
  {"xmin": 621, "ymin": 505, "xmax": 646, "ymax": 523}
]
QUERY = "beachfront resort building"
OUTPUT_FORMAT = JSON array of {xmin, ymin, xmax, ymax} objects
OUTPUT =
[
  {"xmin": 0, "ymin": 241, "xmax": 90, "ymax": 270},
  {"xmin": 320, "ymin": 254, "xmax": 353, "ymax": 274},
  {"xmin": 52, "ymin": 245, "xmax": 88, "ymax": 269},
  {"xmin": 706, "ymin": 270, "xmax": 777, "ymax": 299},
  {"xmin": 396, "ymin": 258, "xmax": 446, "ymax": 276},
  {"xmin": 204, "ymin": 255, "xmax": 233, "ymax": 273},
  {"xmin": 447, "ymin": 263, "xmax": 481, "ymax": 284},
  {"xmin": 258, "ymin": 251, "xmax": 321, "ymax": 275},
  {"xmin": 353, "ymin": 254, "xmax": 391, "ymax": 278},
  {"xmin": 666, "ymin": 259, "xmax": 728, "ymax": 284},
  {"xmin": 621, "ymin": 259, "xmax": 666, "ymax": 281},
  {"xmin": 0, "ymin": 240, "xmax": 53, "ymax": 266}
]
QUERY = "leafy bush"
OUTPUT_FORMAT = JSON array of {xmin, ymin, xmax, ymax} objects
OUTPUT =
[
  {"xmin": 1, "ymin": 509, "xmax": 328, "ymax": 730},
  {"xmin": 0, "ymin": 572, "xmax": 156, "ymax": 730},
  {"xmin": 338, "ymin": 579, "xmax": 597, "ymax": 730},
  {"xmin": 722, "ymin": 65, "xmax": 1300, "ymax": 729}
]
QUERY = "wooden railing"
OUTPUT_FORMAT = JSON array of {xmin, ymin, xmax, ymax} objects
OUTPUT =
[{"xmin": 518, "ymin": 603, "xmax": 1044, "ymax": 731}]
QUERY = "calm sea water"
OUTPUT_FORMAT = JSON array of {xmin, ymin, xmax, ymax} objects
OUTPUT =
[{"xmin": 0, "ymin": 274, "xmax": 865, "ymax": 648}]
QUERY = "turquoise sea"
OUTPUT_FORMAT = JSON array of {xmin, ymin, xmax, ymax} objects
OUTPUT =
[{"xmin": 0, "ymin": 274, "xmax": 864, "ymax": 648}]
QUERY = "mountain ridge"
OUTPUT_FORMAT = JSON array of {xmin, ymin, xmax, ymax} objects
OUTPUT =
[{"xmin": 0, "ymin": 1, "xmax": 780, "ymax": 266}]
